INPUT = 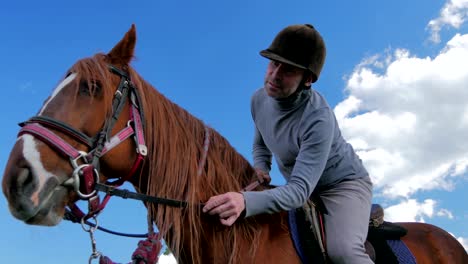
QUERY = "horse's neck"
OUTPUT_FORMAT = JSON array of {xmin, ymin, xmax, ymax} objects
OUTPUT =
[
  {"xmin": 142, "ymin": 85, "xmax": 255, "ymax": 197},
  {"xmin": 135, "ymin": 82, "xmax": 269, "ymax": 263}
]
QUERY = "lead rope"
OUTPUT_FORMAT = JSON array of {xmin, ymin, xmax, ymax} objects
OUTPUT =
[
  {"xmin": 128, "ymin": 209, "xmax": 161, "ymax": 264},
  {"xmin": 83, "ymin": 216, "xmax": 102, "ymax": 264}
]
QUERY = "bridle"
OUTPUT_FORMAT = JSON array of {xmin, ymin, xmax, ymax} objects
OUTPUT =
[
  {"xmin": 17, "ymin": 63, "xmax": 269, "ymax": 232},
  {"xmin": 18, "ymin": 65, "xmax": 147, "ymax": 220}
]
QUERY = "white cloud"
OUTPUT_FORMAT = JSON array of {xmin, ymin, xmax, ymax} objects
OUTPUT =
[
  {"xmin": 427, "ymin": 0, "xmax": 468, "ymax": 43},
  {"xmin": 158, "ymin": 253, "xmax": 177, "ymax": 264},
  {"xmin": 334, "ymin": 95, "xmax": 361, "ymax": 121},
  {"xmin": 384, "ymin": 199, "xmax": 455, "ymax": 222},
  {"xmin": 385, "ymin": 199, "xmax": 436, "ymax": 222},
  {"xmin": 456, "ymin": 236, "xmax": 468, "ymax": 251},
  {"xmin": 436, "ymin": 208, "xmax": 454, "ymax": 219},
  {"xmin": 337, "ymin": 33, "xmax": 468, "ymax": 198}
]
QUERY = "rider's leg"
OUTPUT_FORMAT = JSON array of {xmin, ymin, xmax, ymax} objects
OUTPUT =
[{"xmin": 320, "ymin": 177, "xmax": 373, "ymax": 264}]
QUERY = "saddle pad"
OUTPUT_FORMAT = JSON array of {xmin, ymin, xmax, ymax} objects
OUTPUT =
[
  {"xmin": 288, "ymin": 209, "xmax": 326, "ymax": 263},
  {"xmin": 386, "ymin": 240, "xmax": 417, "ymax": 264},
  {"xmin": 288, "ymin": 209, "xmax": 308, "ymax": 263}
]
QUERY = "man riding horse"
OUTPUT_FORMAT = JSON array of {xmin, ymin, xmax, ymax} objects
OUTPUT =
[{"xmin": 203, "ymin": 24, "xmax": 374, "ymax": 264}]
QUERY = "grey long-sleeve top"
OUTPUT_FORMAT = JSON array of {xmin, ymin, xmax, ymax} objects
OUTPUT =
[{"xmin": 242, "ymin": 87, "xmax": 368, "ymax": 217}]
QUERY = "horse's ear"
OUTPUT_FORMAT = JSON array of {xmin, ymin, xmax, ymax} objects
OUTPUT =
[{"xmin": 107, "ymin": 24, "xmax": 137, "ymax": 66}]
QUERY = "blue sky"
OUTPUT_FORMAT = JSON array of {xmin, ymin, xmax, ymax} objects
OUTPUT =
[{"xmin": 1, "ymin": 0, "xmax": 467, "ymax": 263}]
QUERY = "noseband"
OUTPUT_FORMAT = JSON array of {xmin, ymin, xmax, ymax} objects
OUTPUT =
[{"xmin": 18, "ymin": 65, "xmax": 147, "ymax": 219}]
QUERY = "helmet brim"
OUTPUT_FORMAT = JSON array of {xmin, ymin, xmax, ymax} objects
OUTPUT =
[{"xmin": 259, "ymin": 49, "xmax": 307, "ymax": 70}]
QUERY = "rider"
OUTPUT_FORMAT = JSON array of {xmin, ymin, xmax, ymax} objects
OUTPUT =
[{"xmin": 203, "ymin": 24, "xmax": 373, "ymax": 263}]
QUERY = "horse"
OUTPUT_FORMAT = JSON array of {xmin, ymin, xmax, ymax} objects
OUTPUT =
[{"xmin": 2, "ymin": 25, "xmax": 467, "ymax": 264}]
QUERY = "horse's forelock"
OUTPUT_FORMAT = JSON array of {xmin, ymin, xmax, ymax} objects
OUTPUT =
[{"xmin": 69, "ymin": 54, "xmax": 118, "ymax": 114}]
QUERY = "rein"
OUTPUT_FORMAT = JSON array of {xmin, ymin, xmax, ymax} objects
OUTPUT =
[
  {"xmin": 95, "ymin": 180, "xmax": 191, "ymax": 208},
  {"xmin": 92, "ymin": 172, "xmax": 269, "ymax": 209}
]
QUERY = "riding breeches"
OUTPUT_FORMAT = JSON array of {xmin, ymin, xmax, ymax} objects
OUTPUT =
[{"xmin": 319, "ymin": 176, "xmax": 373, "ymax": 264}]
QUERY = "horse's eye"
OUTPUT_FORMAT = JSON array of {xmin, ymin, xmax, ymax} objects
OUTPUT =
[{"xmin": 79, "ymin": 80, "xmax": 102, "ymax": 96}]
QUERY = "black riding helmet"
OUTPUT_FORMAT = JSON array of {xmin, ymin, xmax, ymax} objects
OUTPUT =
[{"xmin": 260, "ymin": 24, "xmax": 326, "ymax": 83}]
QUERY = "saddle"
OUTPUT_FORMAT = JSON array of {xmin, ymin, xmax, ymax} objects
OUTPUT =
[{"xmin": 290, "ymin": 201, "xmax": 409, "ymax": 263}]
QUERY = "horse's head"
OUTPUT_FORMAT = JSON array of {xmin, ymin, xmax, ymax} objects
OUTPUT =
[{"xmin": 2, "ymin": 25, "xmax": 143, "ymax": 226}]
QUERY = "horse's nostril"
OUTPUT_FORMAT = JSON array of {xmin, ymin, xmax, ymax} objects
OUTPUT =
[{"xmin": 16, "ymin": 167, "xmax": 36, "ymax": 193}]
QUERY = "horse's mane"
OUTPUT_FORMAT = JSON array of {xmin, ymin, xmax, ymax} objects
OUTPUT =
[{"xmin": 71, "ymin": 54, "xmax": 262, "ymax": 263}]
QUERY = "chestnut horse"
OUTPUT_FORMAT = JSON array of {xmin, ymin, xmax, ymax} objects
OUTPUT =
[{"xmin": 2, "ymin": 25, "xmax": 467, "ymax": 264}]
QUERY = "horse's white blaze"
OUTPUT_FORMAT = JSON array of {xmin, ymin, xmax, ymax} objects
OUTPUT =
[
  {"xmin": 38, "ymin": 73, "xmax": 77, "ymax": 115},
  {"xmin": 20, "ymin": 134, "xmax": 58, "ymax": 206}
]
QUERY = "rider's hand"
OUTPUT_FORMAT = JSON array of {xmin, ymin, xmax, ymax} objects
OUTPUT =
[
  {"xmin": 255, "ymin": 168, "xmax": 271, "ymax": 184},
  {"xmin": 202, "ymin": 192, "xmax": 245, "ymax": 226}
]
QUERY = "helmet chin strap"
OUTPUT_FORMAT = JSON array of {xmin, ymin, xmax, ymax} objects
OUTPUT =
[
  {"xmin": 285, "ymin": 83, "xmax": 309, "ymax": 100},
  {"xmin": 301, "ymin": 83, "xmax": 312, "ymax": 90},
  {"xmin": 279, "ymin": 72, "xmax": 313, "ymax": 100},
  {"xmin": 299, "ymin": 72, "xmax": 313, "ymax": 91}
]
